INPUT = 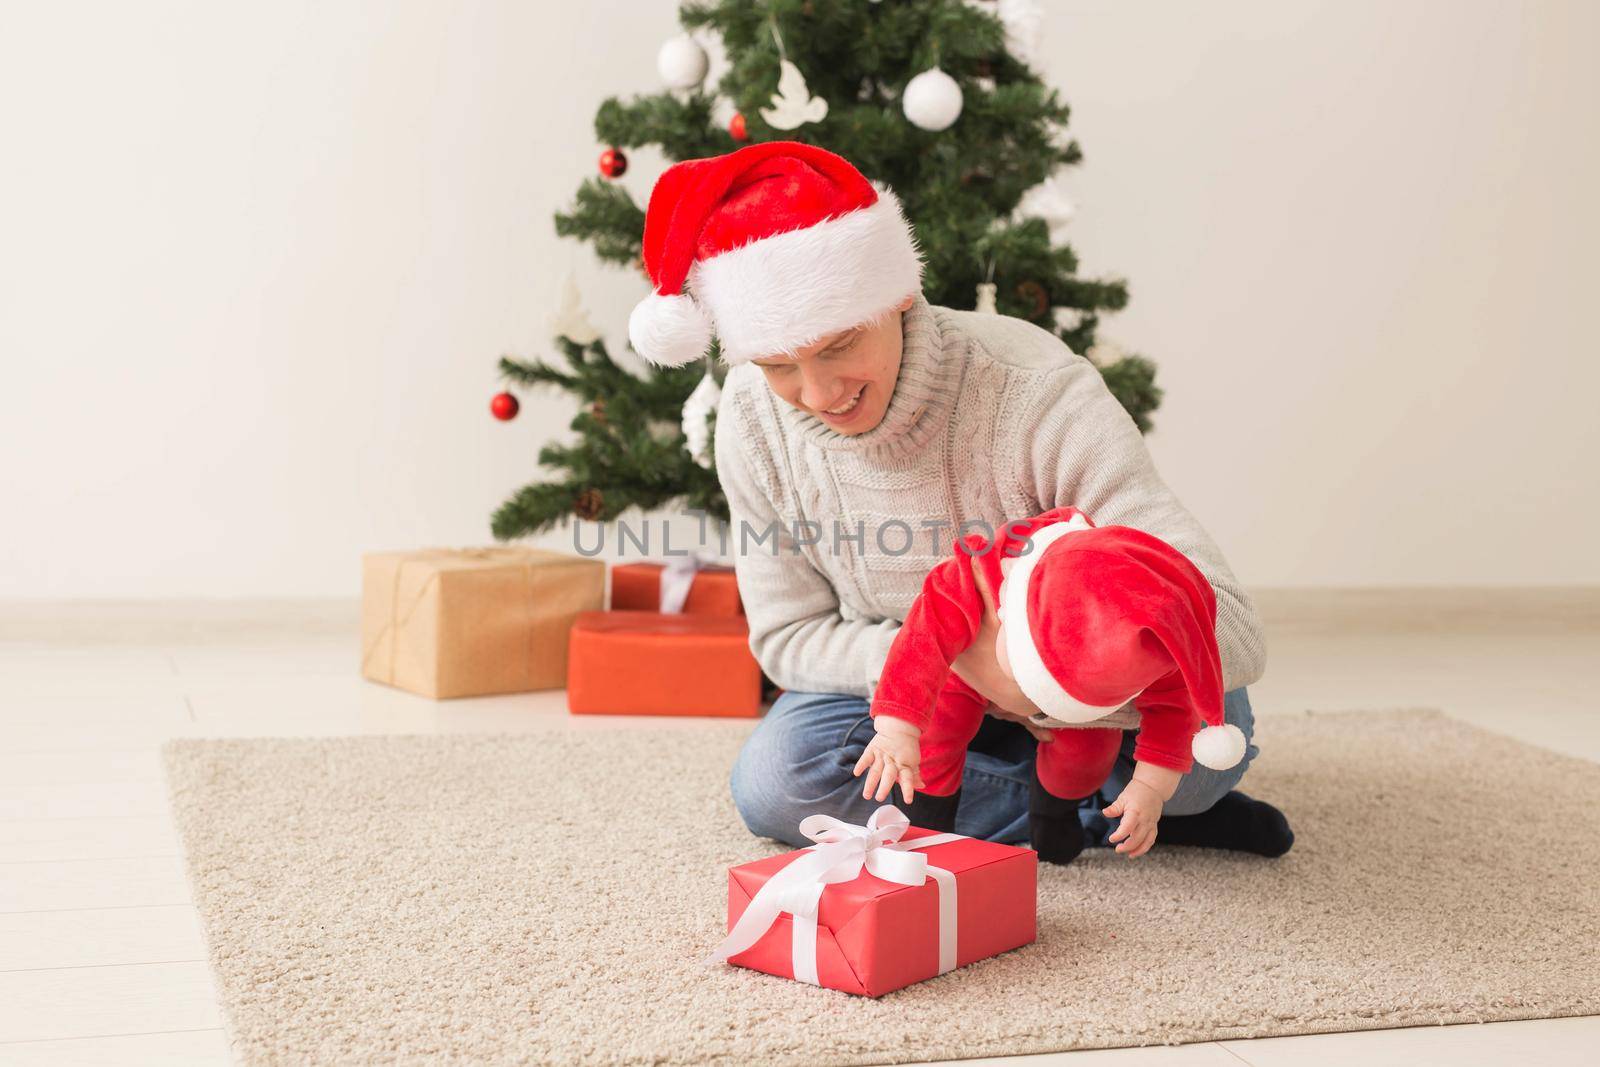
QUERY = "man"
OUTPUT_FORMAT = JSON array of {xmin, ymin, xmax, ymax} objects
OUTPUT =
[{"xmin": 627, "ymin": 141, "xmax": 1291, "ymax": 856}]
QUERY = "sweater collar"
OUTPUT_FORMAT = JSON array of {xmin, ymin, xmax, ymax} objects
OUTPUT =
[{"xmin": 777, "ymin": 293, "xmax": 965, "ymax": 457}]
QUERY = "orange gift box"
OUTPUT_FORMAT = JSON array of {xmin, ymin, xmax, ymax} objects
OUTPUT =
[
  {"xmin": 609, "ymin": 562, "xmax": 742, "ymax": 616},
  {"xmin": 714, "ymin": 807, "xmax": 1037, "ymax": 997},
  {"xmin": 566, "ymin": 611, "xmax": 762, "ymax": 717}
]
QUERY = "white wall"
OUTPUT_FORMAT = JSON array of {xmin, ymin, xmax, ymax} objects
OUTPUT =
[{"xmin": 1, "ymin": 0, "xmax": 1595, "ymax": 598}]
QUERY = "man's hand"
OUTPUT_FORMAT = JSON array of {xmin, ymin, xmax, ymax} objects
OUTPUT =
[
  {"xmin": 852, "ymin": 716, "xmax": 925, "ymax": 803},
  {"xmin": 984, "ymin": 704, "xmax": 1055, "ymax": 743},
  {"xmin": 948, "ymin": 553, "xmax": 1052, "ymax": 741}
]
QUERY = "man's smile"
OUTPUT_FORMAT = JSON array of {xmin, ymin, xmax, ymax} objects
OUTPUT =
[{"xmin": 820, "ymin": 384, "xmax": 866, "ymax": 419}]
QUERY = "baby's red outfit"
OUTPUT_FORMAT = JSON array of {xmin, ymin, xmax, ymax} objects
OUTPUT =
[
  {"xmin": 905, "ymin": 665, "xmax": 1126, "ymax": 800},
  {"xmin": 869, "ymin": 506, "xmax": 1221, "ymax": 801}
]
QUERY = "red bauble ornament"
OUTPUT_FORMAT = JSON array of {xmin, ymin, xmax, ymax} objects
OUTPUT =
[
  {"xmin": 598, "ymin": 147, "xmax": 627, "ymax": 178},
  {"xmin": 728, "ymin": 112, "xmax": 748, "ymax": 142},
  {"xmin": 490, "ymin": 391, "xmax": 520, "ymax": 421}
]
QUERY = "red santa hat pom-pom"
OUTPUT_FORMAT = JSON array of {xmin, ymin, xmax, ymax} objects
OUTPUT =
[
  {"xmin": 628, "ymin": 291, "xmax": 713, "ymax": 367},
  {"xmin": 1192, "ymin": 723, "xmax": 1248, "ymax": 771}
]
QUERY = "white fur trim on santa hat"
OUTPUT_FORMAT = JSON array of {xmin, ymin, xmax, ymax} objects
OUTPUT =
[
  {"xmin": 688, "ymin": 186, "xmax": 923, "ymax": 364},
  {"xmin": 628, "ymin": 291, "xmax": 715, "ymax": 368},
  {"xmin": 1000, "ymin": 515, "xmax": 1131, "ymax": 724}
]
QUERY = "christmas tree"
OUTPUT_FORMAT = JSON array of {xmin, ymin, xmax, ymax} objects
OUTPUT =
[{"xmin": 492, "ymin": 0, "xmax": 1161, "ymax": 541}]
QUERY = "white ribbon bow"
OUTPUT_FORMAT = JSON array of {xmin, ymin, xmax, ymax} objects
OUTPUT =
[
  {"xmin": 712, "ymin": 806, "xmax": 963, "ymax": 985},
  {"xmin": 658, "ymin": 553, "xmax": 719, "ymax": 614}
]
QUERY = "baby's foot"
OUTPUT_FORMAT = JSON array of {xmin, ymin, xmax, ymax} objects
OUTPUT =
[
  {"xmin": 1029, "ymin": 777, "xmax": 1087, "ymax": 865},
  {"xmin": 895, "ymin": 789, "xmax": 961, "ymax": 833},
  {"xmin": 1156, "ymin": 791, "xmax": 1294, "ymax": 857}
]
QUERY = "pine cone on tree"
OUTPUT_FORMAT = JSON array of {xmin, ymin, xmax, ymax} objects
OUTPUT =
[
  {"xmin": 573, "ymin": 488, "xmax": 605, "ymax": 521},
  {"xmin": 1016, "ymin": 279, "xmax": 1050, "ymax": 318}
]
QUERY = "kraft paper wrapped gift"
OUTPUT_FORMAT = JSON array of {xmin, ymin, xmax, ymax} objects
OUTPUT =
[
  {"xmin": 610, "ymin": 560, "xmax": 742, "ymax": 617},
  {"xmin": 566, "ymin": 610, "xmax": 762, "ymax": 717},
  {"xmin": 361, "ymin": 547, "xmax": 604, "ymax": 699},
  {"xmin": 712, "ymin": 806, "xmax": 1037, "ymax": 997}
]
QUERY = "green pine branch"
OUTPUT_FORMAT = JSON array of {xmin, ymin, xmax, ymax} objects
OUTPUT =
[
  {"xmin": 492, "ymin": 340, "xmax": 728, "ymax": 540},
  {"xmin": 553, "ymin": 180, "xmax": 646, "ymax": 266},
  {"xmin": 594, "ymin": 94, "xmax": 726, "ymax": 161},
  {"xmin": 1097, "ymin": 355, "xmax": 1163, "ymax": 434}
]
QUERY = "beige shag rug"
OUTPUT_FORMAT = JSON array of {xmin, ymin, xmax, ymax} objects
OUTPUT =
[{"xmin": 163, "ymin": 710, "xmax": 1600, "ymax": 1066}]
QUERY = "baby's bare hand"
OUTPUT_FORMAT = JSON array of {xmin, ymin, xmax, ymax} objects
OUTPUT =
[
  {"xmin": 852, "ymin": 724, "xmax": 924, "ymax": 804},
  {"xmin": 1104, "ymin": 780, "xmax": 1164, "ymax": 858}
]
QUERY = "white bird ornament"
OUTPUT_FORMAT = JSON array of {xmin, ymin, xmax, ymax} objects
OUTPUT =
[{"xmin": 760, "ymin": 60, "xmax": 828, "ymax": 130}]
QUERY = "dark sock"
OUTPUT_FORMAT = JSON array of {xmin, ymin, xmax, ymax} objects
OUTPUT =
[
  {"xmin": 1029, "ymin": 776, "xmax": 1087, "ymax": 865},
  {"xmin": 896, "ymin": 788, "xmax": 961, "ymax": 833},
  {"xmin": 1157, "ymin": 791, "xmax": 1294, "ymax": 857}
]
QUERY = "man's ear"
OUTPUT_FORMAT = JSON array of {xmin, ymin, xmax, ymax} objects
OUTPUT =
[{"xmin": 893, "ymin": 293, "xmax": 915, "ymax": 313}]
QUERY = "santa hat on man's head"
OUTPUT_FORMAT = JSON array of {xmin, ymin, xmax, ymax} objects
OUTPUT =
[
  {"xmin": 998, "ymin": 510, "xmax": 1247, "ymax": 771},
  {"xmin": 628, "ymin": 141, "xmax": 924, "ymax": 367}
]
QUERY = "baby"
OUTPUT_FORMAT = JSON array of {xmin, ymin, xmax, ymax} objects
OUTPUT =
[{"xmin": 853, "ymin": 506, "xmax": 1246, "ymax": 863}]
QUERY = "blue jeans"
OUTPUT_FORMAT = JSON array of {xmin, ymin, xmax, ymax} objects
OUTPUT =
[{"xmin": 730, "ymin": 688, "xmax": 1260, "ymax": 847}]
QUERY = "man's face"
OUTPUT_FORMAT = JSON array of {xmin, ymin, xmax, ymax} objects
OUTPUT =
[{"xmin": 749, "ymin": 295, "xmax": 913, "ymax": 435}]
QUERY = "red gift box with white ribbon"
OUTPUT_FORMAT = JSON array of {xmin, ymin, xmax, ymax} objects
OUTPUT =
[
  {"xmin": 712, "ymin": 806, "xmax": 1036, "ymax": 997},
  {"xmin": 610, "ymin": 559, "xmax": 742, "ymax": 617}
]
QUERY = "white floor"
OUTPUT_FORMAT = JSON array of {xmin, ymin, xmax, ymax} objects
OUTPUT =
[{"xmin": 1, "ymin": 592, "xmax": 1596, "ymax": 1066}]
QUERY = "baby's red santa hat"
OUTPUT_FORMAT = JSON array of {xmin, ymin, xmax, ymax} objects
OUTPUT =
[
  {"xmin": 997, "ymin": 509, "xmax": 1246, "ymax": 771},
  {"xmin": 627, "ymin": 141, "xmax": 924, "ymax": 367}
]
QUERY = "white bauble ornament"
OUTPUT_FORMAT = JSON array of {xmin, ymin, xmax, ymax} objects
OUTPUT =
[
  {"xmin": 657, "ymin": 34, "xmax": 709, "ymax": 90},
  {"xmin": 1015, "ymin": 172, "xmax": 1077, "ymax": 242},
  {"xmin": 962, "ymin": 0, "xmax": 1044, "ymax": 64},
  {"xmin": 902, "ymin": 68, "xmax": 963, "ymax": 131},
  {"xmin": 1053, "ymin": 305, "xmax": 1085, "ymax": 332},
  {"xmin": 975, "ymin": 282, "xmax": 998, "ymax": 315},
  {"xmin": 1192, "ymin": 724, "xmax": 1248, "ymax": 771},
  {"xmin": 710, "ymin": 94, "xmax": 738, "ymax": 129},
  {"xmin": 1085, "ymin": 338, "xmax": 1124, "ymax": 367},
  {"xmin": 997, "ymin": 0, "xmax": 1044, "ymax": 63},
  {"xmin": 681, "ymin": 367, "xmax": 722, "ymax": 469},
  {"xmin": 761, "ymin": 59, "xmax": 828, "ymax": 130}
]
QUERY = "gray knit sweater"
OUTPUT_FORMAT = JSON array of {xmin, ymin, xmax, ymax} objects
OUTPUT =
[{"xmin": 713, "ymin": 293, "xmax": 1266, "ymax": 703}]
